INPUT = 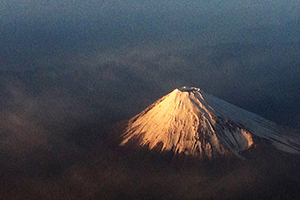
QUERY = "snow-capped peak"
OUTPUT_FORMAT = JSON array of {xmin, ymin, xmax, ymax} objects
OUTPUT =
[{"xmin": 119, "ymin": 87, "xmax": 300, "ymax": 159}]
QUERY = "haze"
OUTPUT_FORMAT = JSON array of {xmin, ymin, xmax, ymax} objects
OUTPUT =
[
  {"xmin": 1, "ymin": 0, "xmax": 299, "ymax": 127},
  {"xmin": 1, "ymin": 1, "xmax": 300, "ymax": 199}
]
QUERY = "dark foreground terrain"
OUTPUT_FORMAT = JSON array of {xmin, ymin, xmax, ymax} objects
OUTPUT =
[{"xmin": 2, "ymin": 122, "xmax": 300, "ymax": 200}]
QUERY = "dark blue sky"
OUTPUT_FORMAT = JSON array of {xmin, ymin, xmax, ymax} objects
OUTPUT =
[{"xmin": 0, "ymin": 0, "xmax": 299, "ymax": 128}]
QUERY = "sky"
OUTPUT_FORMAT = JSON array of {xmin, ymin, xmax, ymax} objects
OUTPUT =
[
  {"xmin": 0, "ymin": 0, "xmax": 299, "ymax": 140},
  {"xmin": 1, "ymin": 0, "xmax": 299, "ymax": 125},
  {"xmin": 1, "ymin": 1, "xmax": 300, "ymax": 198},
  {"xmin": 1, "ymin": 0, "xmax": 300, "ymax": 154}
]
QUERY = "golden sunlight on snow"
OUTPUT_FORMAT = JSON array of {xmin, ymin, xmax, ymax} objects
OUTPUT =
[{"xmin": 120, "ymin": 88, "xmax": 254, "ymax": 159}]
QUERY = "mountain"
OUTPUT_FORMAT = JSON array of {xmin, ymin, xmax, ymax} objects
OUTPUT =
[{"xmin": 119, "ymin": 86, "xmax": 300, "ymax": 159}]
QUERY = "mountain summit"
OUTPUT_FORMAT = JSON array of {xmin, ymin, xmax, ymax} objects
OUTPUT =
[{"xmin": 119, "ymin": 86, "xmax": 300, "ymax": 159}]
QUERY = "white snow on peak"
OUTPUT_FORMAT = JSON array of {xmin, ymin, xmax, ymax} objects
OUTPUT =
[
  {"xmin": 200, "ymin": 91, "xmax": 300, "ymax": 155},
  {"xmin": 120, "ymin": 87, "xmax": 300, "ymax": 159}
]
